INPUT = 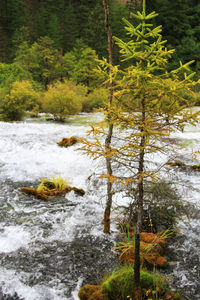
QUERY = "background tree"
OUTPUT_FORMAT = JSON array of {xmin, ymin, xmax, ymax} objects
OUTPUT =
[
  {"xmin": 34, "ymin": 6, "xmax": 48, "ymax": 39},
  {"xmin": 46, "ymin": 14, "xmax": 62, "ymax": 49},
  {"xmin": 0, "ymin": 0, "xmax": 199, "ymax": 82},
  {"xmin": 0, "ymin": 61, "xmax": 32, "ymax": 91},
  {"xmin": 148, "ymin": 0, "xmax": 200, "ymax": 79},
  {"xmin": 60, "ymin": 1, "xmax": 79, "ymax": 51},
  {"xmin": 63, "ymin": 42, "xmax": 105, "ymax": 91},
  {"xmin": 0, "ymin": 0, "xmax": 26, "ymax": 61},
  {"xmin": 15, "ymin": 37, "xmax": 61, "ymax": 89}
]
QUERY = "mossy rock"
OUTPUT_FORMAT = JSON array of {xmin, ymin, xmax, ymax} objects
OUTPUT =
[
  {"xmin": 79, "ymin": 266, "xmax": 182, "ymax": 300},
  {"xmin": 70, "ymin": 187, "xmax": 85, "ymax": 196},
  {"xmin": 89, "ymin": 289, "xmax": 106, "ymax": 300},
  {"xmin": 116, "ymin": 232, "xmax": 166, "ymax": 268},
  {"xmin": 78, "ymin": 284, "xmax": 106, "ymax": 300},
  {"xmin": 119, "ymin": 245, "xmax": 166, "ymax": 268},
  {"xmin": 21, "ymin": 177, "xmax": 85, "ymax": 200},
  {"xmin": 167, "ymin": 161, "xmax": 186, "ymax": 168},
  {"xmin": 102, "ymin": 266, "xmax": 134, "ymax": 300},
  {"xmin": 191, "ymin": 164, "xmax": 200, "ymax": 170},
  {"xmin": 57, "ymin": 136, "xmax": 79, "ymax": 147},
  {"xmin": 101, "ymin": 266, "xmax": 165, "ymax": 300}
]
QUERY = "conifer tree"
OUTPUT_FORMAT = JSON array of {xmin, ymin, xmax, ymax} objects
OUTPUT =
[
  {"xmin": 81, "ymin": 0, "xmax": 200, "ymax": 297},
  {"xmin": 47, "ymin": 14, "xmax": 61, "ymax": 49},
  {"xmin": 34, "ymin": 7, "xmax": 48, "ymax": 39},
  {"xmin": 60, "ymin": 1, "xmax": 79, "ymax": 51},
  {"xmin": 62, "ymin": 42, "xmax": 104, "ymax": 90}
]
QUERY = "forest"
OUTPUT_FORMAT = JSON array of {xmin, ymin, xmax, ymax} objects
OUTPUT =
[
  {"xmin": 0, "ymin": 0, "xmax": 200, "ymax": 121},
  {"xmin": 0, "ymin": 1, "xmax": 200, "ymax": 300}
]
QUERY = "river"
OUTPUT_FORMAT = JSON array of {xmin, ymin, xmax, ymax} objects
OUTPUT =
[{"xmin": 0, "ymin": 113, "xmax": 199, "ymax": 299}]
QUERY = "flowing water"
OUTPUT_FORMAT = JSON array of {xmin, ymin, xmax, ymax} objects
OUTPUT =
[{"xmin": 0, "ymin": 113, "xmax": 199, "ymax": 299}]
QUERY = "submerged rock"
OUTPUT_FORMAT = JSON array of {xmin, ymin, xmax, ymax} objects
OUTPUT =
[
  {"xmin": 167, "ymin": 160, "xmax": 187, "ymax": 168},
  {"xmin": 167, "ymin": 161, "xmax": 200, "ymax": 172},
  {"xmin": 191, "ymin": 164, "xmax": 200, "ymax": 171},
  {"xmin": 21, "ymin": 186, "xmax": 85, "ymax": 200}
]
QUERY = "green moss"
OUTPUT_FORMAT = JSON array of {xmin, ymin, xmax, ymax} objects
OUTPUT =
[
  {"xmin": 36, "ymin": 176, "xmax": 68, "ymax": 194},
  {"xmin": 141, "ymin": 270, "xmax": 165, "ymax": 290},
  {"xmin": 101, "ymin": 265, "xmax": 165, "ymax": 300},
  {"xmin": 79, "ymin": 265, "xmax": 182, "ymax": 300}
]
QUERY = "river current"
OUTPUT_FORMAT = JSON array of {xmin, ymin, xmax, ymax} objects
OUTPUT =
[{"xmin": 0, "ymin": 113, "xmax": 199, "ymax": 299}]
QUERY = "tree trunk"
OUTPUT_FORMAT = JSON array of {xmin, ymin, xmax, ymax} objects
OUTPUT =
[
  {"xmin": 103, "ymin": 0, "xmax": 114, "ymax": 234},
  {"xmin": 104, "ymin": 123, "xmax": 113, "ymax": 233},
  {"xmin": 134, "ymin": 97, "xmax": 145, "ymax": 299}
]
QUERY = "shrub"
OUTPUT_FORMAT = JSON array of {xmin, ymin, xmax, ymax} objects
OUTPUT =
[
  {"xmin": 0, "ymin": 80, "xmax": 40, "ymax": 121},
  {"xmin": 42, "ymin": 80, "xmax": 86, "ymax": 121},
  {"xmin": 82, "ymin": 87, "xmax": 109, "ymax": 112}
]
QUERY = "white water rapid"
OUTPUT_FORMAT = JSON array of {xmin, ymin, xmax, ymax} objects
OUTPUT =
[{"xmin": 0, "ymin": 113, "xmax": 199, "ymax": 299}]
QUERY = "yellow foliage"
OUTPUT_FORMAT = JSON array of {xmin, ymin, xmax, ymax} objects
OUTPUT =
[
  {"xmin": 22, "ymin": 176, "xmax": 85, "ymax": 200},
  {"xmin": 42, "ymin": 80, "xmax": 86, "ymax": 120},
  {"xmin": 37, "ymin": 176, "xmax": 68, "ymax": 194},
  {"xmin": 1, "ymin": 80, "xmax": 40, "ymax": 120}
]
